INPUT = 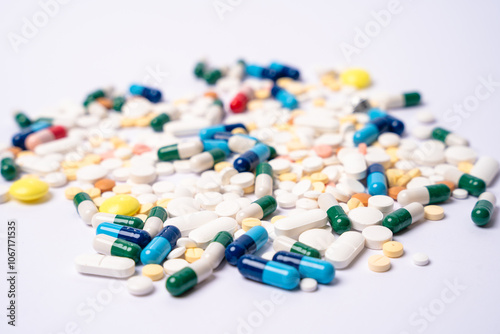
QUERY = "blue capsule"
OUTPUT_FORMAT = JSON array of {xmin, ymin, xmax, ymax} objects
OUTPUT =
[
  {"xmin": 367, "ymin": 163, "xmax": 387, "ymax": 196},
  {"xmin": 272, "ymin": 251, "xmax": 335, "ymax": 284},
  {"xmin": 96, "ymin": 222, "xmax": 151, "ymax": 248},
  {"xmin": 353, "ymin": 117, "xmax": 389, "ymax": 146},
  {"xmin": 212, "ymin": 132, "xmax": 233, "ymax": 141},
  {"xmin": 129, "ymin": 84, "xmax": 162, "ymax": 103},
  {"xmin": 202, "ymin": 139, "xmax": 231, "ymax": 156},
  {"xmin": 245, "ymin": 64, "xmax": 280, "ymax": 80},
  {"xmin": 199, "ymin": 123, "xmax": 246, "ymax": 140},
  {"xmin": 225, "ymin": 226, "xmax": 268, "ymax": 265},
  {"xmin": 271, "ymin": 85, "xmax": 298, "ymax": 109},
  {"xmin": 233, "ymin": 143, "xmax": 271, "ymax": 172},
  {"xmin": 368, "ymin": 108, "xmax": 405, "ymax": 135},
  {"xmin": 12, "ymin": 121, "xmax": 51, "ymax": 149},
  {"xmin": 269, "ymin": 62, "xmax": 300, "ymax": 80},
  {"xmin": 140, "ymin": 225, "xmax": 181, "ymax": 264},
  {"xmin": 237, "ymin": 255, "xmax": 300, "ymax": 290}
]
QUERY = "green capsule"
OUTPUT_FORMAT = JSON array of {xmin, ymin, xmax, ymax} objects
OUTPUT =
[
  {"xmin": 150, "ymin": 113, "xmax": 170, "ymax": 132},
  {"xmin": 204, "ymin": 69, "xmax": 222, "ymax": 85},
  {"xmin": 212, "ymin": 231, "xmax": 233, "ymax": 248},
  {"xmin": 290, "ymin": 241, "xmax": 320, "ymax": 259},
  {"xmin": 326, "ymin": 206, "xmax": 351, "ymax": 234},
  {"xmin": 444, "ymin": 168, "xmax": 486, "ymax": 197},
  {"xmin": 255, "ymin": 195, "xmax": 277, "ymax": 217},
  {"xmin": 194, "ymin": 61, "xmax": 206, "ymax": 78},
  {"xmin": 213, "ymin": 99, "xmax": 224, "ymax": 108},
  {"xmin": 166, "ymin": 260, "xmax": 213, "ymax": 296},
  {"xmin": 471, "ymin": 192, "xmax": 496, "ymax": 226},
  {"xmin": 14, "ymin": 112, "xmax": 32, "ymax": 128},
  {"xmin": 1, "ymin": 157, "xmax": 18, "ymax": 181},
  {"xmin": 158, "ymin": 140, "xmax": 204, "ymax": 161},
  {"xmin": 403, "ymin": 92, "xmax": 421, "ymax": 107},
  {"xmin": 91, "ymin": 212, "xmax": 144, "ymax": 229},
  {"xmin": 84, "ymin": 89, "xmax": 106, "ymax": 107},
  {"xmin": 112, "ymin": 96, "xmax": 126, "ymax": 111},
  {"xmin": 93, "ymin": 234, "xmax": 141, "ymax": 262},
  {"xmin": 383, "ymin": 203, "xmax": 424, "ymax": 233},
  {"xmin": 431, "ymin": 127, "xmax": 468, "ymax": 146}
]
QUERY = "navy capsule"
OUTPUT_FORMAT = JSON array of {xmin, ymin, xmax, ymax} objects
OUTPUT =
[
  {"xmin": 272, "ymin": 251, "xmax": 335, "ymax": 284},
  {"xmin": 353, "ymin": 116, "xmax": 389, "ymax": 146},
  {"xmin": 12, "ymin": 121, "xmax": 51, "ymax": 149},
  {"xmin": 237, "ymin": 255, "xmax": 300, "ymax": 290},
  {"xmin": 269, "ymin": 62, "xmax": 300, "ymax": 80},
  {"xmin": 129, "ymin": 84, "xmax": 162, "ymax": 103},
  {"xmin": 368, "ymin": 108, "xmax": 405, "ymax": 135},
  {"xmin": 96, "ymin": 222, "xmax": 151, "ymax": 248},
  {"xmin": 141, "ymin": 225, "xmax": 181, "ymax": 264},
  {"xmin": 233, "ymin": 143, "xmax": 276, "ymax": 172},
  {"xmin": 202, "ymin": 139, "xmax": 231, "ymax": 156},
  {"xmin": 245, "ymin": 64, "xmax": 280, "ymax": 80},
  {"xmin": 367, "ymin": 163, "xmax": 387, "ymax": 196},
  {"xmin": 225, "ymin": 226, "xmax": 268, "ymax": 265},
  {"xmin": 271, "ymin": 85, "xmax": 298, "ymax": 109},
  {"xmin": 199, "ymin": 123, "xmax": 246, "ymax": 140}
]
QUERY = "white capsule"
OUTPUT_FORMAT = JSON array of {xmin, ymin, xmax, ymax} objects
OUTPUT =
[
  {"xmin": 189, "ymin": 152, "xmax": 216, "ymax": 173},
  {"xmin": 74, "ymin": 253, "xmax": 135, "ymax": 278},
  {"xmin": 254, "ymin": 173, "xmax": 273, "ymax": 198},
  {"xmin": 235, "ymin": 202, "xmax": 264, "ymax": 223},
  {"xmin": 188, "ymin": 217, "xmax": 238, "ymax": 248},
  {"xmin": 143, "ymin": 216, "xmax": 164, "ymax": 238},
  {"xmin": 470, "ymin": 156, "xmax": 499, "ymax": 186},
  {"xmin": 397, "ymin": 187, "xmax": 431, "ymax": 206},
  {"xmin": 178, "ymin": 140, "xmax": 204, "ymax": 159},
  {"xmin": 167, "ymin": 211, "xmax": 218, "ymax": 236},
  {"xmin": 274, "ymin": 209, "xmax": 327, "ymax": 239},
  {"xmin": 325, "ymin": 231, "xmax": 365, "ymax": 269},
  {"xmin": 77, "ymin": 201, "xmax": 98, "ymax": 225},
  {"xmin": 201, "ymin": 242, "xmax": 227, "ymax": 269},
  {"xmin": 34, "ymin": 137, "xmax": 80, "ymax": 155},
  {"xmin": 164, "ymin": 119, "xmax": 211, "ymax": 136},
  {"xmin": 228, "ymin": 135, "xmax": 258, "ymax": 153}
]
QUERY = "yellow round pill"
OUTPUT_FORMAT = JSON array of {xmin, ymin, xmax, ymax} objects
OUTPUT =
[
  {"xmin": 279, "ymin": 173, "xmax": 297, "ymax": 182},
  {"xmin": 424, "ymin": 205, "xmax": 445, "ymax": 221},
  {"xmin": 214, "ymin": 161, "xmax": 232, "ymax": 172},
  {"xmin": 185, "ymin": 248, "xmax": 204, "ymax": 263},
  {"xmin": 242, "ymin": 218, "xmax": 261, "ymax": 231},
  {"xmin": 312, "ymin": 182, "xmax": 325, "ymax": 193},
  {"xmin": 156, "ymin": 198, "xmax": 171, "ymax": 208},
  {"xmin": 9, "ymin": 178, "xmax": 49, "ymax": 202},
  {"xmin": 368, "ymin": 255, "xmax": 391, "ymax": 272},
  {"xmin": 134, "ymin": 213, "xmax": 148, "ymax": 222},
  {"xmin": 99, "ymin": 194, "xmax": 140, "ymax": 216},
  {"xmin": 270, "ymin": 215, "xmax": 286, "ymax": 224},
  {"xmin": 65, "ymin": 187, "xmax": 83, "ymax": 200},
  {"xmin": 139, "ymin": 203, "xmax": 153, "ymax": 215},
  {"xmin": 383, "ymin": 241, "xmax": 404, "ymax": 258},
  {"xmin": 340, "ymin": 68, "xmax": 371, "ymax": 89},
  {"xmin": 310, "ymin": 172, "xmax": 329, "ymax": 184},
  {"xmin": 142, "ymin": 264, "xmax": 164, "ymax": 281}
]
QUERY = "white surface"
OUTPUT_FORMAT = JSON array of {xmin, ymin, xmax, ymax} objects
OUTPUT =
[{"xmin": 1, "ymin": 1, "xmax": 500, "ymax": 334}]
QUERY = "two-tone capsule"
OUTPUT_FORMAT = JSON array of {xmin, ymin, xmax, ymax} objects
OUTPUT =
[
  {"xmin": 93, "ymin": 234, "xmax": 142, "ymax": 263},
  {"xmin": 255, "ymin": 163, "xmax": 273, "ymax": 198},
  {"xmin": 318, "ymin": 193, "xmax": 351, "ymax": 234},
  {"xmin": 432, "ymin": 127, "xmax": 469, "ymax": 146},
  {"xmin": 166, "ymin": 259, "xmax": 213, "ymax": 296},
  {"xmin": 271, "ymin": 85, "xmax": 298, "ymax": 109},
  {"xmin": 189, "ymin": 148, "xmax": 226, "ymax": 173},
  {"xmin": 140, "ymin": 226, "xmax": 181, "ymax": 264},
  {"xmin": 12, "ymin": 121, "xmax": 51, "ymax": 150},
  {"xmin": 1, "ymin": 155, "xmax": 18, "ymax": 181},
  {"xmin": 245, "ymin": 64, "xmax": 280, "ymax": 80},
  {"xmin": 157, "ymin": 139, "xmax": 204, "ymax": 161},
  {"xmin": 237, "ymin": 255, "xmax": 300, "ymax": 290},
  {"xmin": 73, "ymin": 192, "xmax": 98, "ymax": 225},
  {"xmin": 150, "ymin": 113, "xmax": 171, "ymax": 132},
  {"xmin": 368, "ymin": 108, "xmax": 405, "ymax": 135},
  {"xmin": 129, "ymin": 84, "xmax": 162, "ymax": 103},
  {"xmin": 199, "ymin": 123, "xmax": 247, "ymax": 140},
  {"xmin": 233, "ymin": 143, "xmax": 276, "ymax": 172},
  {"xmin": 397, "ymin": 184, "xmax": 451, "ymax": 206},
  {"xmin": 443, "ymin": 168, "xmax": 486, "ymax": 197},
  {"xmin": 83, "ymin": 89, "xmax": 106, "ymax": 107},
  {"xmin": 228, "ymin": 134, "xmax": 258, "ymax": 153},
  {"xmin": 273, "ymin": 236, "xmax": 321, "ymax": 259},
  {"xmin": 96, "ymin": 223, "xmax": 151, "ymax": 248},
  {"xmin": 225, "ymin": 226, "xmax": 268, "ymax": 265},
  {"xmin": 236, "ymin": 195, "xmax": 277, "ymax": 223},
  {"xmin": 230, "ymin": 86, "xmax": 254, "ymax": 113},
  {"xmin": 383, "ymin": 202, "xmax": 425, "ymax": 233},
  {"xmin": 202, "ymin": 139, "xmax": 231, "ymax": 156},
  {"xmin": 353, "ymin": 116, "xmax": 389, "ymax": 146},
  {"xmin": 369, "ymin": 92, "xmax": 421, "ymax": 109},
  {"xmin": 471, "ymin": 192, "xmax": 496, "ymax": 226},
  {"xmin": 25, "ymin": 125, "xmax": 67, "ymax": 151},
  {"xmin": 200, "ymin": 231, "xmax": 233, "ymax": 269},
  {"xmin": 14, "ymin": 111, "xmax": 32, "ymax": 128},
  {"xmin": 272, "ymin": 251, "xmax": 334, "ymax": 284},
  {"xmin": 143, "ymin": 206, "xmax": 168, "ymax": 238},
  {"xmin": 367, "ymin": 163, "xmax": 387, "ymax": 196},
  {"xmin": 269, "ymin": 62, "xmax": 300, "ymax": 80},
  {"xmin": 91, "ymin": 212, "xmax": 144, "ymax": 229}
]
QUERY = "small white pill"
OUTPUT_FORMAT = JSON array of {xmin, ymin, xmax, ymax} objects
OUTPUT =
[
  {"xmin": 276, "ymin": 192, "xmax": 298, "ymax": 209},
  {"xmin": 127, "ymin": 276, "xmax": 154, "ymax": 296},
  {"xmin": 413, "ymin": 253, "xmax": 430, "ymax": 266},
  {"xmin": 348, "ymin": 207, "xmax": 384, "ymax": 231},
  {"xmin": 230, "ymin": 172, "xmax": 255, "ymax": 188},
  {"xmin": 296, "ymin": 198, "xmax": 318, "ymax": 210},
  {"xmin": 167, "ymin": 246, "xmax": 186, "ymax": 260},
  {"xmin": 416, "ymin": 111, "xmax": 435, "ymax": 124},
  {"xmin": 163, "ymin": 258, "xmax": 189, "ymax": 275},
  {"xmin": 215, "ymin": 200, "xmax": 240, "ymax": 218},
  {"xmin": 298, "ymin": 229, "xmax": 335, "ymax": 255},
  {"xmin": 452, "ymin": 188, "xmax": 468, "ymax": 199},
  {"xmin": 300, "ymin": 278, "xmax": 318, "ymax": 292},
  {"xmin": 362, "ymin": 226, "xmax": 393, "ymax": 249}
]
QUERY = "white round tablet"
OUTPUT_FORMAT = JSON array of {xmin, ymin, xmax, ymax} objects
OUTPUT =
[
  {"xmin": 167, "ymin": 246, "xmax": 186, "ymax": 260},
  {"xmin": 269, "ymin": 159, "xmax": 291, "ymax": 174},
  {"xmin": 302, "ymin": 156, "xmax": 323, "ymax": 173},
  {"xmin": 44, "ymin": 172, "xmax": 67, "ymax": 188},
  {"xmin": 300, "ymin": 278, "xmax": 318, "ymax": 292},
  {"xmin": 326, "ymin": 186, "xmax": 350, "ymax": 202},
  {"xmin": 413, "ymin": 253, "xmax": 430, "ymax": 266},
  {"xmin": 77, "ymin": 165, "xmax": 108, "ymax": 183},
  {"xmin": 152, "ymin": 180, "xmax": 175, "ymax": 195},
  {"xmin": 292, "ymin": 180, "xmax": 312, "ymax": 197},
  {"xmin": 296, "ymin": 198, "xmax": 318, "ymax": 210},
  {"xmin": 156, "ymin": 162, "xmax": 174, "ymax": 176},
  {"xmin": 127, "ymin": 276, "xmax": 154, "ymax": 296},
  {"xmin": 378, "ymin": 132, "xmax": 400, "ymax": 148},
  {"xmin": 112, "ymin": 167, "xmax": 130, "ymax": 181},
  {"xmin": 129, "ymin": 165, "xmax": 156, "ymax": 184},
  {"xmin": 101, "ymin": 158, "xmax": 123, "ymax": 171},
  {"xmin": 163, "ymin": 259, "xmax": 189, "ymax": 275},
  {"xmin": 368, "ymin": 195, "xmax": 394, "ymax": 213},
  {"xmin": 348, "ymin": 207, "xmax": 384, "ymax": 231},
  {"xmin": 452, "ymin": 188, "xmax": 468, "ymax": 199},
  {"xmin": 362, "ymin": 226, "xmax": 393, "ymax": 249},
  {"xmin": 131, "ymin": 184, "xmax": 153, "ymax": 196},
  {"xmin": 411, "ymin": 126, "xmax": 433, "ymax": 140},
  {"xmin": 230, "ymin": 172, "xmax": 255, "ymax": 188},
  {"xmin": 416, "ymin": 110, "xmax": 436, "ymax": 124},
  {"xmin": 215, "ymin": 200, "xmax": 240, "ymax": 217},
  {"xmin": 137, "ymin": 193, "xmax": 158, "ymax": 204},
  {"xmin": 195, "ymin": 192, "xmax": 224, "ymax": 210},
  {"xmin": 276, "ymin": 192, "xmax": 298, "ymax": 209},
  {"xmin": 445, "ymin": 146, "xmax": 477, "ymax": 165}
]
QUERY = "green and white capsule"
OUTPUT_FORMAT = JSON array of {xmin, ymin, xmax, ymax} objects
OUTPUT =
[
  {"xmin": 383, "ymin": 202, "xmax": 425, "ymax": 233},
  {"xmin": 273, "ymin": 236, "xmax": 321, "ymax": 259},
  {"xmin": 157, "ymin": 139, "xmax": 204, "ymax": 161},
  {"xmin": 200, "ymin": 231, "xmax": 234, "ymax": 269},
  {"xmin": 166, "ymin": 258, "xmax": 213, "ymax": 296},
  {"xmin": 444, "ymin": 168, "xmax": 486, "ymax": 197},
  {"xmin": 143, "ymin": 206, "xmax": 168, "ymax": 237},
  {"xmin": 370, "ymin": 92, "xmax": 421, "ymax": 109},
  {"xmin": 236, "ymin": 195, "xmax": 277, "ymax": 223},
  {"xmin": 471, "ymin": 192, "xmax": 496, "ymax": 226},
  {"xmin": 73, "ymin": 192, "xmax": 98, "ymax": 225},
  {"xmin": 91, "ymin": 212, "xmax": 144, "ymax": 229},
  {"xmin": 93, "ymin": 234, "xmax": 141, "ymax": 263},
  {"xmin": 432, "ymin": 127, "xmax": 469, "ymax": 146},
  {"xmin": 255, "ymin": 162, "xmax": 273, "ymax": 198},
  {"xmin": 189, "ymin": 148, "xmax": 226, "ymax": 173},
  {"xmin": 397, "ymin": 184, "xmax": 451, "ymax": 206},
  {"xmin": 318, "ymin": 193, "xmax": 351, "ymax": 234},
  {"xmin": 150, "ymin": 113, "xmax": 171, "ymax": 132}
]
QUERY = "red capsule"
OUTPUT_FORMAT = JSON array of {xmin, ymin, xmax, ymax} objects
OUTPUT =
[
  {"xmin": 25, "ymin": 125, "xmax": 67, "ymax": 150},
  {"xmin": 230, "ymin": 87, "xmax": 253, "ymax": 113}
]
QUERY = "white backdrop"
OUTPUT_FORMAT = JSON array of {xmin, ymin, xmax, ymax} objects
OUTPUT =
[{"xmin": 1, "ymin": 1, "xmax": 500, "ymax": 333}]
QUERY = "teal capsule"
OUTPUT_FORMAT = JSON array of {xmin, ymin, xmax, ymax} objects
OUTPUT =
[{"xmin": 471, "ymin": 192, "xmax": 496, "ymax": 226}]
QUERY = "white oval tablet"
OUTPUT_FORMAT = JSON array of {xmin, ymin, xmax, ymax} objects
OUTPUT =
[
  {"xmin": 361, "ymin": 226, "xmax": 393, "ymax": 249},
  {"xmin": 325, "ymin": 231, "xmax": 365, "ymax": 269},
  {"xmin": 75, "ymin": 253, "xmax": 135, "ymax": 278},
  {"xmin": 166, "ymin": 211, "xmax": 218, "ymax": 236},
  {"xmin": 348, "ymin": 207, "xmax": 384, "ymax": 231},
  {"xmin": 274, "ymin": 209, "xmax": 327, "ymax": 239},
  {"xmin": 167, "ymin": 246, "xmax": 186, "ymax": 260},
  {"xmin": 368, "ymin": 195, "xmax": 394, "ymax": 214},
  {"xmin": 163, "ymin": 258, "xmax": 189, "ymax": 275},
  {"xmin": 188, "ymin": 217, "xmax": 238, "ymax": 248},
  {"xmin": 127, "ymin": 276, "xmax": 154, "ymax": 296}
]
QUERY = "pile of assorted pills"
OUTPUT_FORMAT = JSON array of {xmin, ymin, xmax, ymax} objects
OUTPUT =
[{"xmin": 1, "ymin": 59, "xmax": 498, "ymax": 296}]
